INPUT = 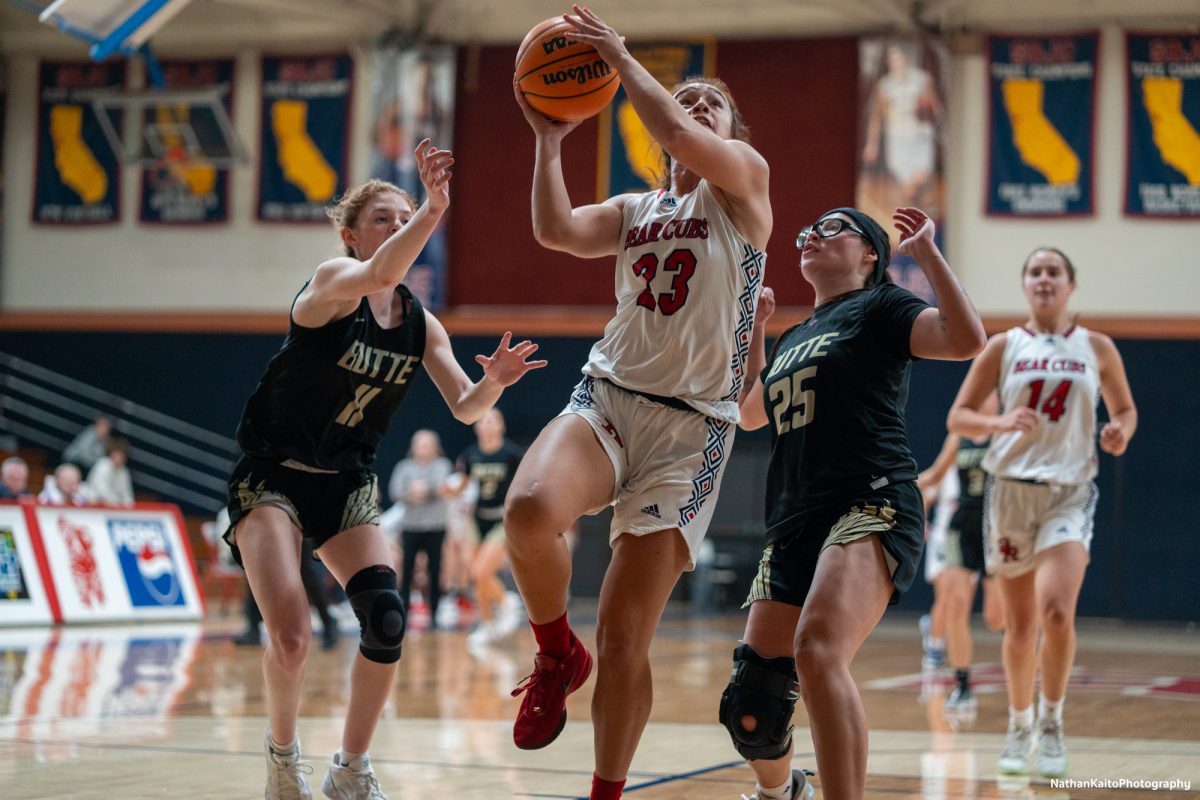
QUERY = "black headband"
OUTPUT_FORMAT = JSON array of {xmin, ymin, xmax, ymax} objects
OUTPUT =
[{"xmin": 820, "ymin": 207, "xmax": 891, "ymax": 286}]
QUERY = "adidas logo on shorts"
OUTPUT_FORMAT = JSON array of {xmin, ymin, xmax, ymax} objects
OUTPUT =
[{"xmin": 640, "ymin": 503, "xmax": 661, "ymax": 519}]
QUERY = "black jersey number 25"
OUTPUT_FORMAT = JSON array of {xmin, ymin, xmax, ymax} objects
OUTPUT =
[
  {"xmin": 631, "ymin": 249, "xmax": 697, "ymax": 315},
  {"xmin": 767, "ymin": 366, "xmax": 817, "ymax": 434}
]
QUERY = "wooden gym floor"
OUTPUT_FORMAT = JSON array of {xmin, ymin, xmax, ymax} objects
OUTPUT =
[{"xmin": 1, "ymin": 605, "xmax": 1197, "ymax": 799}]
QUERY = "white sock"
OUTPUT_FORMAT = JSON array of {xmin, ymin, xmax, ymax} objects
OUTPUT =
[
  {"xmin": 337, "ymin": 749, "xmax": 369, "ymax": 769},
  {"xmin": 268, "ymin": 731, "xmax": 298, "ymax": 754},
  {"xmin": 1038, "ymin": 694, "xmax": 1064, "ymax": 723},
  {"xmin": 1010, "ymin": 706, "xmax": 1034, "ymax": 730},
  {"xmin": 756, "ymin": 774, "xmax": 795, "ymax": 800},
  {"xmin": 929, "ymin": 637, "xmax": 946, "ymax": 650}
]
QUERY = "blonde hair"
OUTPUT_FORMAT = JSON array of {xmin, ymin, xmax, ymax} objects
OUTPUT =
[{"xmin": 327, "ymin": 180, "xmax": 418, "ymax": 257}]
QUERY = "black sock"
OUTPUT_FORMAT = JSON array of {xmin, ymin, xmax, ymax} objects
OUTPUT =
[{"xmin": 955, "ymin": 668, "xmax": 970, "ymax": 690}]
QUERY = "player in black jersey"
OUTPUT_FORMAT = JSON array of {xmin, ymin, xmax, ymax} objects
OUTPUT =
[
  {"xmin": 452, "ymin": 407, "xmax": 527, "ymax": 645},
  {"xmin": 916, "ymin": 400, "xmax": 1003, "ymax": 719},
  {"xmin": 222, "ymin": 140, "xmax": 547, "ymax": 800},
  {"xmin": 722, "ymin": 207, "xmax": 984, "ymax": 800}
]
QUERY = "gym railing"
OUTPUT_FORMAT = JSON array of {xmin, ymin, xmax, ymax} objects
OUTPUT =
[{"xmin": 0, "ymin": 351, "xmax": 235, "ymax": 514}]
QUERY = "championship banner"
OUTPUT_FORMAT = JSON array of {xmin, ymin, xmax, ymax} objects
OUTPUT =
[
  {"xmin": 33, "ymin": 60, "xmax": 125, "ymax": 225},
  {"xmin": 258, "ymin": 53, "xmax": 352, "ymax": 222},
  {"xmin": 986, "ymin": 33, "xmax": 1097, "ymax": 217},
  {"xmin": 0, "ymin": 504, "xmax": 56, "ymax": 626},
  {"xmin": 1125, "ymin": 33, "xmax": 1200, "ymax": 217},
  {"xmin": 597, "ymin": 41, "xmax": 713, "ymax": 200},
  {"xmin": 140, "ymin": 58, "xmax": 235, "ymax": 224},
  {"xmin": 369, "ymin": 45, "xmax": 456, "ymax": 309},
  {"xmin": 858, "ymin": 37, "xmax": 950, "ymax": 304},
  {"xmin": 31, "ymin": 504, "xmax": 203, "ymax": 623}
]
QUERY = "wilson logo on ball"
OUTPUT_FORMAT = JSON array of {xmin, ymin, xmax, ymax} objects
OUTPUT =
[{"xmin": 541, "ymin": 59, "xmax": 613, "ymax": 87}]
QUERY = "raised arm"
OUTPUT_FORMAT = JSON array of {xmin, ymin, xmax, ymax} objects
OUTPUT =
[
  {"xmin": 421, "ymin": 311, "xmax": 548, "ymax": 424},
  {"xmin": 1092, "ymin": 332, "xmax": 1137, "ymax": 456},
  {"xmin": 294, "ymin": 140, "xmax": 453, "ymax": 326},
  {"xmin": 896, "ymin": 208, "xmax": 987, "ymax": 361},
  {"xmin": 514, "ymin": 81, "xmax": 630, "ymax": 258},
  {"xmin": 564, "ymin": 7, "xmax": 769, "ymax": 222}
]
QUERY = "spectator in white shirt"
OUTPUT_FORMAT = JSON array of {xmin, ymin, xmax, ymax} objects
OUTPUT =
[
  {"xmin": 39, "ymin": 463, "xmax": 92, "ymax": 506},
  {"xmin": 87, "ymin": 438, "xmax": 134, "ymax": 505}
]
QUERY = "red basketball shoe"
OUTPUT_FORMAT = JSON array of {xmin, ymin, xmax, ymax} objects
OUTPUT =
[{"xmin": 511, "ymin": 631, "xmax": 593, "ymax": 750}]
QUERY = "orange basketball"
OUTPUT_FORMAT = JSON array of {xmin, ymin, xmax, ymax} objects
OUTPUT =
[{"xmin": 515, "ymin": 17, "xmax": 620, "ymax": 122}]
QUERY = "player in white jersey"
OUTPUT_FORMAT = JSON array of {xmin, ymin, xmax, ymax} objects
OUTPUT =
[
  {"xmin": 948, "ymin": 247, "xmax": 1136, "ymax": 779},
  {"xmin": 505, "ymin": 8, "xmax": 771, "ymax": 798}
]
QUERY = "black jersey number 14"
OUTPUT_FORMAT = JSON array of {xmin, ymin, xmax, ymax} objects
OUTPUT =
[{"xmin": 768, "ymin": 366, "xmax": 817, "ymax": 434}]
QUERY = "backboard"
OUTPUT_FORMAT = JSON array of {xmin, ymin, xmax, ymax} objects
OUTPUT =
[
  {"xmin": 91, "ymin": 88, "xmax": 248, "ymax": 167},
  {"xmin": 33, "ymin": 0, "xmax": 247, "ymax": 167},
  {"xmin": 39, "ymin": 0, "xmax": 194, "ymax": 61}
]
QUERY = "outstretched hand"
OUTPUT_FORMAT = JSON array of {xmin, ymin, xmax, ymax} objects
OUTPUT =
[
  {"xmin": 893, "ymin": 207, "xmax": 936, "ymax": 256},
  {"xmin": 414, "ymin": 139, "xmax": 454, "ymax": 214},
  {"xmin": 476, "ymin": 332, "xmax": 548, "ymax": 387},
  {"xmin": 563, "ymin": 5, "xmax": 628, "ymax": 67}
]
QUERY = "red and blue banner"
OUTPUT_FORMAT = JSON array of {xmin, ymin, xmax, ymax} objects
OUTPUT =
[
  {"xmin": 986, "ymin": 33, "xmax": 1097, "ymax": 217},
  {"xmin": 258, "ymin": 53, "xmax": 352, "ymax": 223},
  {"xmin": 597, "ymin": 41, "xmax": 713, "ymax": 200},
  {"xmin": 1124, "ymin": 33, "xmax": 1200, "ymax": 218},
  {"xmin": 140, "ymin": 58, "xmax": 235, "ymax": 224},
  {"xmin": 33, "ymin": 60, "xmax": 125, "ymax": 225},
  {"xmin": 26, "ymin": 502, "xmax": 203, "ymax": 623}
]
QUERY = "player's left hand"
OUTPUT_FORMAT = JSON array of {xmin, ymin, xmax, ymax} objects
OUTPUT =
[
  {"xmin": 476, "ymin": 332, "xmax": 548, "ymax": 386},
  {"xmin": 1099, "ymin": 419, "xmax": 1129, "ymax": 456},
  {"xmin": 754, "ymin": 286, "xmax": 776, "ymax": 326},
  {"xmin": 414, "ymin": 139, "xmax": 454, "ymax": 214},
  {"xmin": 893, "ymin": 207, "xmax": 936, "ymax": 255}
]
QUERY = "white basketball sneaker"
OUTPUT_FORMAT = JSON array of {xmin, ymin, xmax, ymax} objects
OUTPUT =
[
  {"xmin": 495, "ymin": 591, "xmax": 526, "ymax": 638},
  {"xmin": 264, "ymin": 733, "xmax": 313, "ymax": 800},
  {"xmin": 321, "ymin": 753, "xmax": 388, "ymax": 800},
  {"xmin": 1035, "ymin": 717, "xmax": 1068, "ymax": 778},
  {"xmin": 741, "ymin": 768, "xmax": 815, "ymax": 800},
  {"xmin": 997, "ymin": 722, "xmax": 1034, "ymax": 775},
  {"xmin": 466, "ymin": 621, "xmax": 498, "ymax": 649}
]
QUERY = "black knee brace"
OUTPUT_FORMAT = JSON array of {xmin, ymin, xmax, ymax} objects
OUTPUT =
[
  {"xmin": 718, "ymin": 643, "xmax": 798, "ymax": 761},
  {"xmin": 345, "ymin": 565, "xmax": 405, "ymax": 664}
]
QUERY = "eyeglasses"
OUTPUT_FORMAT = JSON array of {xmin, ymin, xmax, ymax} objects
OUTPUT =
[{"xmin": 796, "ymin": 217, "xmax": 869, "ymax": 249}]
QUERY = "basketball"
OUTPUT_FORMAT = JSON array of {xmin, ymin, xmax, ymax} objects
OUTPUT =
[{"xmin": 515, "ymin": 17, "xmax": 620, "ymax": 122}]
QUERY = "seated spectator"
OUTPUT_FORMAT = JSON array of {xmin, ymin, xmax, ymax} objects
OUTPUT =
[
  {"xmin": 62, "ymin": 415, "xmax": 113, "ymax": 473},
  {"xmin": 87, "ymin": 437, "xmax": 134, "ymax": 505},
  {"xmin": 0, "ymin": 456, "xmax": 30, "ymax": 500},
  {"xmin": 39, "ymin": 463, "xmax": 93, "ymax": 506}
]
